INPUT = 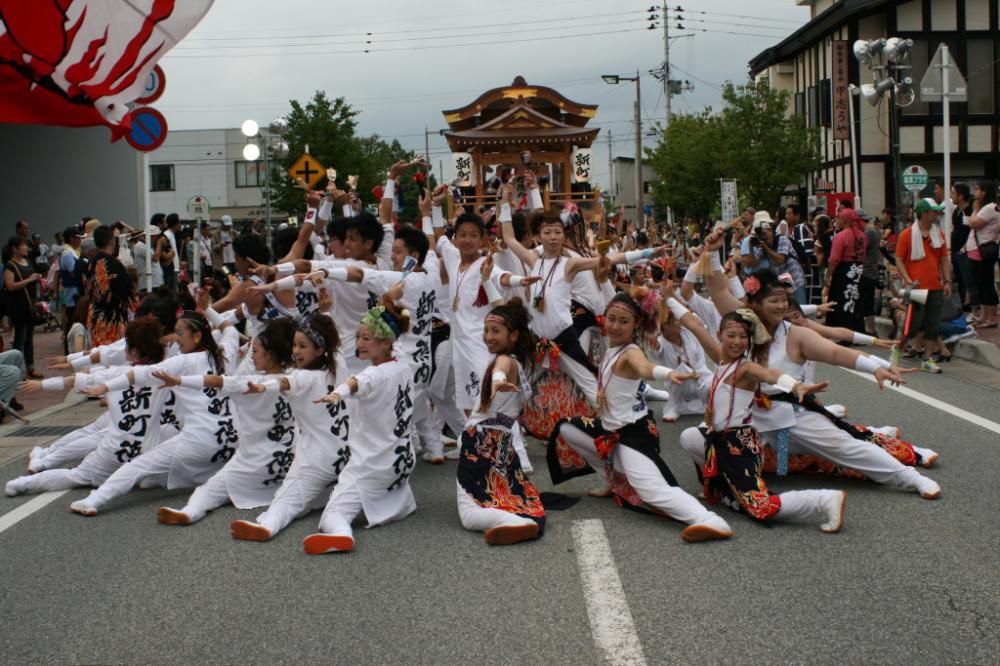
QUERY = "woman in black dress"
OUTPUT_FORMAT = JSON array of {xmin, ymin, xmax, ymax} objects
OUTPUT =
[{"xmin": 3, "ymin": 236, "xmax": 42, "ymax": 377}]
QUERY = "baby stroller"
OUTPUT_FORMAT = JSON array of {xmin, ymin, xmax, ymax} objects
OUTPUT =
[{"xmin": 36, "ymin": 277, "xmax": 61, "ymax": 332}]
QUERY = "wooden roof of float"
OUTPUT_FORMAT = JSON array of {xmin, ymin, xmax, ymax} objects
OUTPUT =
[{"xmin": 443, "ymin": 76, "xmax": 599, "ymax": 151}]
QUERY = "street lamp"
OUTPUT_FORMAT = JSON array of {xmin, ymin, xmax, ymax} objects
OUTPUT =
[
  {"xmin": 602, "ymin": 71, "xmax": 643, "ymax": 225},
  {"xmin": 241, "ymin": 116, "xmax": 287, "ymax": 249}
]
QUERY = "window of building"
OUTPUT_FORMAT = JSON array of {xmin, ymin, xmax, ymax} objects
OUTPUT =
[
  {"xmin": 965, "ymin": 0, "xmax": 990, "ymax": 29},
  {"xmin": 149, "ymin": 164, "xmax": 174, "ymax": 192},
  {"xmin": 235, "ymin": 160, "xmax": 266, "ymax": 188},
  {"xmin": 902, "ymin": 39, "xmax": 929, "ymax": 116},
  {"xmin": 931, "ymin": 0, "xmax": 957, "ymax": 30},
  {"xmin": 967, "ymin": 39, "xmax": 995, "ymax": 113},
  {"xmin": 819, "ymin": 79, "xmax": 832, "ymax": 127},
  {"xmin": 897, "ymin": 0, "xmax": 923, "ymax": 30},
  {"xmin": 794, "ymin": 91, "xmax": 806, "ymax": 119},
  {"xmin": 807, "ymin": 85, "xmax": 819, "ymax": 128}
]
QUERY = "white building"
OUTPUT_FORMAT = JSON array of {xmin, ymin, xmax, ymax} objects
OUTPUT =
[
  {"xmin": 611, "ymin": 156, "xmax": 657, "ymax": 221},
  {"xmin": 147, "ymin": 127, "xmax": 281, "ymax": 222}
]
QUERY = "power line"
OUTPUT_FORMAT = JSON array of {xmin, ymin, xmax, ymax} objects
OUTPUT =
[{"xmin": 667, "ymin": 7, "xmax": 805, "ymax": 26}]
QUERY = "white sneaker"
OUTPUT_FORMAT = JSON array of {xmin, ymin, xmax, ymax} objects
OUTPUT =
[
  {"xmin": 914, "ymin": 476, "xmax": 941, "ymax": 499},
  {"xmin": 914, "ymin": 447, "xmax": 939, "ymax": 468},
  {"xmin": 29, "ymin": 446, "xmax": 45, "ymax": 461},
  {"xmin": 819, "ymin": 491, "xmax": 846, "ymax": 533},
  {"xmin": 5, "ymin": 479, "xmax": 25, "ymax": 497},
  {"xmin": 661, "ymin": 408, "xmax": 679, "ymax": 423},
  {"xmin": 27, "ymin": 459, "xmax": 46, "ymax": 474},
  {"xmin": 871, "ymin": 426, "xmax": 899, "ymax": 439},
  {"xmin": 441, "ymin": 435, "xmax": 458, "ymax": 448},
  {"xmin": 680, "ymin": 513, "xmax": 733, "ymax": 542},
  {"xmin": 69, "ymin": 499, "xmax": 99, "ymax": 516},
  {"xmin": 520, "ymin": 463, "xmax": 534, "ymax": 476},
  {"xmin": 826, "ymin": 404, "xmax": 848, "ymax": 418},
  {"xmin": 644, "ymin": 387, "xmax": 671, "ymax": 402},
  {"xmin": 421, "ymin": 451, "xmax": 445, "ymax": 465}
]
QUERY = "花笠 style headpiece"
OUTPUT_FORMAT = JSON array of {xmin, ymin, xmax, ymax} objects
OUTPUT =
[
  {"xmin": 735, "ymin": 308, "xmax": 772, "ymax": 345},
  {"xmin": 743, "ymin": 276, "xmax": 762, "ymax": 296},
  {"xmin": 361, "ymin": 305, "xmax": 401, "ymax": 340},
  {"xmin": 559, "ymin": 201, "xmax": 582, "ymax": 228}
]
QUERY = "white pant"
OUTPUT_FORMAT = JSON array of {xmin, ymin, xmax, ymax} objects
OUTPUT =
[
  {"xmin": 178, "ymin": 472, "xmax": 233, "ymax": 522},
  {"xmin": 429, "ymin": 338, "xmax": 467, "ymax": 438},
  {"xmin": 558, "ymin": 423, "xmax": 713, "ymax": 525},
  {"xmin": 679, "ymin": 426, "xmax": 833, "ymax": 524},
  {"xmin": 255, "ymin": 454, "xmax": 337, "ymax": 535},
  {"xmin": 83, "ymin": 436, "xmax": 180, "ymax": 509},
  {"xmin": 10, "ymin": 441, "xmax": 122, "ymax": 494},
  {"xmin": 456, "ymin": 480, "xmax": 535, "ymax": 532},
  {"xmin": 317, "ymin": 482, "xmax": 364, "ymax": 536},
  {"xmin": 410, "ymin": 378, "xmax": 439, "ymax": 455},
  {"xmin": 31, "ymin": 419, "xmax": 107, "ymax": 470}
]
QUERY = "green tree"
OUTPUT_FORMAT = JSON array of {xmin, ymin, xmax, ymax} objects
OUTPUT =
[
  {"xmin": 717, "ymin": 77, "xmax": 818, "ymax": 211},
  {"xmin": 268, "ymin": 91, "xmax": 425, "ymax": 222},
  {"xmin": 645, "ymin": 111, "xmax": 724, "ymax": 218}
]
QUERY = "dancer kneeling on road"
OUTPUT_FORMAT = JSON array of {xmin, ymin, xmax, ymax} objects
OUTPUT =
[
  {"xmin": 456, "ymin": 298, "xmax": 545, "ymax": 546},
  {"xmin": 549, "ymin": 289, "xmax": 734, "ymax": 543},
  {"xmin": 309, "ymin": 300, "xmax": 417, "ymax": 554},
  {"xmin": 155, "ymin": 318, "xmax": 298, "ymax": 526},
  {"xmin": 666, "ymin": 286, "xmax": 846, "ymax": 532}
]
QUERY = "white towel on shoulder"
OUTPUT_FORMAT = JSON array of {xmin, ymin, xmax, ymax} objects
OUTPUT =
[{"xmin": 910, "ymin": 222, "xmax": 944, "ymax": 261}]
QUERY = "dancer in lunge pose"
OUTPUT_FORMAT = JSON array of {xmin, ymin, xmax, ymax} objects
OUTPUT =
[
  {"xmin": 549, "ymin": 291, "xmax": 734, "ymax": 543},
  {"xmin": 307, "ymin": 300, "xmax": 416, "ymax": 554},
  {"xmin": 456, "ymin": 299, "xmax": 545, "ymax": 546}
]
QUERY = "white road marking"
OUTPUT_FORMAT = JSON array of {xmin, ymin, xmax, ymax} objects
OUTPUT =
[
  {"xmin": 0, "ymin": 491, "xmax": 69, "ymax": 535},
  {"xmin": 839, "ymin": 368, "xmax": 1000, "ymax": 435},
  {"xmin": 571, "ymin": 519, "xmax": 648, "ymax": 666}
]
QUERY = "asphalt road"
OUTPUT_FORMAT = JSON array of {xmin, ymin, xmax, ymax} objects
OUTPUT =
[{"xmin": 1, "ymin": 357, "xmax": 998, "ymax": 666}]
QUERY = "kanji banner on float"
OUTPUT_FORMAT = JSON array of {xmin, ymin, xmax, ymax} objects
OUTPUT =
[{"xmin": 0, "ymin": 0, "xmax": 213, "ymax": 137}]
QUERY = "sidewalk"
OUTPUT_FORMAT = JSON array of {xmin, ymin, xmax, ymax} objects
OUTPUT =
[
  {"xmin": 874, "ymin": 315, "xmax": 1000, "ymax": 370},
  {"xmin": 2, "ymin": 327, "xmax": 74, "ymax": 418}
]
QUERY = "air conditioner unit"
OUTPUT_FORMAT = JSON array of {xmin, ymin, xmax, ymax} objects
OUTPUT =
[{"xmin": 776, "ymin": 62, "xmax": 794, "ymax": 76}]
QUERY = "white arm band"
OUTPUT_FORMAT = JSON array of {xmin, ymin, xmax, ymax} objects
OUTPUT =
[
  {"xmin": 491, "ymin": 371, "xmax": 507, "ymax": 383},
  {"xmin": 801, "ymin": 304, "xmax": 818, "ymax": 317},
  {"xmin": 729, "ymin": 276, "xmax": 746, "ymax": 299},
  {"xmin": 528, "ymin": 187, "xmax": 543, "ymax": 210},
  {"xmin": 872, "ymin": 355, "xmax": 891, "ymax": 370},
  {"xmin": 42, "ymin": 377, "xmax": 66, "ymax": 391},
  {"xmin": 499, "ymin": 202, "xmax": 512, "ymax": 223},
  {"xmin": 709, "ymin": 251, "xmax": 723, "ymax": 273},
  {"xmin": 342, "ymin": 204, "xmax": 355, "ymax": 218},
  {"xmin": 507, "ymin": 275, "xmax": 526, "ymax": 287},
  {"xmin": 852, "ymin": 332, "xmax": 876, "ymax": 345},
  {"xmin": 651, "ymin": 366, "xmax": 674, "ymax": 382},
  {"xmin": 775, "ymin": 374, "xmax": 800, "ymax": 394},
  {"xmin": 67, "ymin": 351, "xmax": 86, "ymax": 362},
  {"xmin": 275, "ymin": 262, "xmax": 296, "ymax": 276},
  {"xmin": 666, "ymin": 297, "xmax": 690, "ymax": 320},
  {"xmin": 683, "ymin": 267, "xmax": 700, "ymax": 284},
  {"xmin": 432, "ymin": 206, "xmax": 446, "ymax": 228},
  {"xmin": 324, "ymin": 266, "xmax": 348, "ymax": 281},
  {"xmin": 205, "ymin": 306, "xmax": 238, "ymax": 329},
  {"xmin": 275, "ymin": 275, "xmax": 298, "ymax": 291},
  {"xmin": 333, "ymin": 383, "xmax": 351, "ymax": 398},
  {"xmin": 422, "ymin": 215, "xmax": 433, "ymax": 235},
  {"xmin": 318, "ymin": 199, "xmax": 333, "ymax": 222},
  {"xmin": 105, "ymin": 374, "xmax": 131, "ymax": 392},
  {"xmin": 181, "ymin": 375, "xmax": 204, "ymax": 390},
  {"xmin": 71, "ymin": 355, "xmax": 94, "ymax": 370},
  {"xmin": 483, "ymin": 279, "xmax": 502, "ymax": 304},
  {"xmin": 382, "ymin": 179, "xmax": 396, "ymax": 201},
  {"xmin": 854, "ymin": 355, "xmax": 882, "ymax": 374},
  {"xmin": 625, "ymin": 249, "xmax": 653, "ymax": 265},
  {"xmin": 261, "ymin": 378, "xmax": 281, "ymax": 393},
  {"xmin": 222, "ymin": 376, "xmax": 247, "ymax": 393}
]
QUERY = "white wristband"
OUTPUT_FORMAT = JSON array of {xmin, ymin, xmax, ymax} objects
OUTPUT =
[
  {"xmin": 333, "ymin": 383, "xmax": 351, "ymax": 398},
  {"xmin": 709, "ymin": 252, "xmax": 723, "ymax": 273},
  {"xmin": 205, "ymin": 306, "xmax": 226, "ymax": 329},
  {"xmin": 683, "ymin": 267, "xmax": 700, "ymax": 284},
  {"xmin": 729, "ymin": 276, "xmax": 746, "ymax": 299},
  {"xmin": 262, "ymin": 379, "xmax": 280, "ymax": 393},
  {"xmin": 507, "ymin": 275, "xmax": 526, "ymax": 287},
  {"xmin": 483, "ymin": 279, "xmax": 502, "ymax": 304},
  {"xmin": 325, "ymin": 266, "xmax": 348, "ymax": 281},
  {"xmin": 528, "ymin": 188, "xmax": 543, "ymax": 210},
  {"xmin": 854, "ymin": 355, "xmax": 882, "ymax": 374},
  {"xmin": 222, "ymin": 375, "xmax": 246, "ymax": 393},
  {"xmin": 432, "ymin": 206, "xmax": 445, "ymax": 228},
  {"xmin": 871, "ymin": 355, "xmax": 891, "ymax": 370},
  {"xmin": 666, "ymin": 297, "xmax": 690, "ymax": 320},
  {"xmin": 105, "ymin": 374, "xmax": 131, "ymax": 392},
  {"xmin": 42, "ymin": 377, "xmax": 65, "ymax": 391},
  {"xmin": 775, "ymin": 374, "xmax": 799, "ymax": 393},
  {"xmin": 499, "ymin": 202, "xmax": 512, "ymax": 223},
  {"xmin": 852, "ymin": 332, "xmax": 876, "ymax": 346},
  {"xmin": 304, "ymin": 207, "xmax": 318, "ymax": 226},
  {"xmin": 651, "ymin": 366, "xmax": 673, "ymax": 382},
  {"xmin": 422, "ymin": 215, "xmax": 433, "ymax": 235},
  {"xmin": 318, "ymin": 200, "xmax": 333, "ymax": 222},
  {"xmin": 67, "ymin": 351, "xmax": 86, "ymax": 362},
  {"xmin": 275, "ymin": 276, "xmax": 298, "ymax": 291},
  {"xmin": 801, "ymin": 304, "xmax": 818, "ymax": 317},
  {"xmin": 625, "ymin": 249, "xmax": 653, "ymax": 265},
  {"xmin": 383, "ymin": 179, "xmax": 396, "ymax": 201},
  {"xmin": 71, "ymin": 355, "xmax": 94, "ymax": 370},
  {"xmin": 491, "ymin": 371, "xmax": 507, "ymax": 383},
  {"xmin": 181, "ymin": 375, "xmax": 204, "ymax": 390},
  {"xmin": 275, "ymin": 262, "xmax": 296, "ymax": 276},
  {"xmin": 342, "ymin": 204, "xmax": 355, "ymax": 219}
]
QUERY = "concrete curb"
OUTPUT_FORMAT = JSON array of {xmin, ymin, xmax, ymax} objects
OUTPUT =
[
  {"xmin": 0, "ymin": 392, "xmax": 88, "ymax": 438},
  {"xmin": 873, "ymin": 316, "xmax": 1000, "ymax": 370}
]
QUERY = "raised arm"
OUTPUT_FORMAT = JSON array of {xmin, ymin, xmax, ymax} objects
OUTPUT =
[
  {"xmin": 662, "ymin": 280, "xmax": 723, "ymax": 364},
  {"xmin": 702, "ymin": 231, "xmax": 745, "ymax": 315},
  {"xmin": 497, "ymin": 184, "xmax": 539, "ymax": 269}
]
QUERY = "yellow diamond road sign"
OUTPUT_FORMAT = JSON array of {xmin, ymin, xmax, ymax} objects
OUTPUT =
[{"xmin": 287, "ymin": 154, "xmax": 326, "ymax": 190}]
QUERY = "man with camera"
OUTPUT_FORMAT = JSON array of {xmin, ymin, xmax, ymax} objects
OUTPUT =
[{"xmin": 741, "ymin": 211, "xmax": 807, "ymax": 303}]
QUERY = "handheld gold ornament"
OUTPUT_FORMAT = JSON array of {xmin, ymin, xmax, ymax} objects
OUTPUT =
[
  {"xmin": 347, "ymin": 175, "xmax": 359, "ymax": 191},
  {"xmin": 325, "ymin": 168, "xmax": 337, "ymax": 183}
]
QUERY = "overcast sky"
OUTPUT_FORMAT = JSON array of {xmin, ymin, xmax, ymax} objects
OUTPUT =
[{"xmin": 157, "ymin": 0, "xmax": 810, "ymax": 188}]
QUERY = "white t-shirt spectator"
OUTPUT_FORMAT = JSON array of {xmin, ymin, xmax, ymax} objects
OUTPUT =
[
  {"xmin": 221, "ymin": 229, "xmax": 235, "ymax": 264},
  {"xmin": 132, "ymin": 241, "xmax": 164, "ymax": 291},
  {"xmin": 965, "ymin": 202, "xmax": 1000, "ymax": 251}
]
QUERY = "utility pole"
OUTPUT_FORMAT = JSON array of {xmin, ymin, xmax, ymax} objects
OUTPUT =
[
  {"xmin": 606, "ymin": 130, "xmax": 614, "ymax": 204},
  {"xmin": 634, "ymin": 70, "xmax": 644, "ymax": 224},
  {"xmin": 424, "ymin": 126, "xmax": 432, "ymax": 185},
  {"xmin": 662, "ymin": 0, "xmax": 670, "ymax": 131}
]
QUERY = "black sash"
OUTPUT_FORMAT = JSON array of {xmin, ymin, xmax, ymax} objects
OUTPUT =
[{"xmin": 552, "ymin": 326, "xmax": 597, "ymax": 375}]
